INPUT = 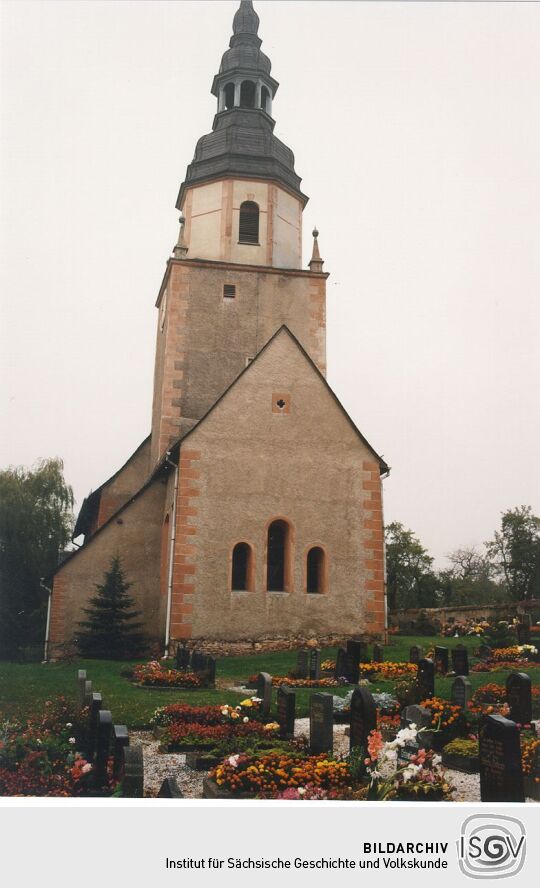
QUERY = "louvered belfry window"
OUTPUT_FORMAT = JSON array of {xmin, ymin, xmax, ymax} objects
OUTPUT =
[{"xmin": 239, "ymin": 201, "xmax": 259, "ymax": 244}]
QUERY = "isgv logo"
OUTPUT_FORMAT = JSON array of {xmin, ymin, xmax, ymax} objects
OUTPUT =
[{"xmin": 458, "ymin": 815, "xmax": 526, "ymax": 879}]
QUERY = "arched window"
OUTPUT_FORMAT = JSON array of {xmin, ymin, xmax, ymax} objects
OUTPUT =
[
  {"xmin": 231, "ymin": 542, "xmax": 252, "ymax": 591},
  {"xmin": 306, "ymin": 546, "xmax": 326, "ymax": 594},
  {"xmin": 267, "ymin": 520, "xmax": 292, "ymax": 592},
  {"xmin": 239, "ymin": 201, "xmax": 259, "ymax": 244},
  {"xmin": 261, "ymin": 86, "xmax": 270, "ymax": 113},
  {"xmin": 224, "ymin": 82, "xmax": 235, "ymax": 110},
  {"xmin": 240, "ymin": 79, "xmax": 256, "ymax": 108}
]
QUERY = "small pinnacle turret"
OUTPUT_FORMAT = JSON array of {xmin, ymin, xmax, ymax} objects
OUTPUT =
[{"xmin": 309, "ymin": 227, "xmax": 324, "ymax": 273}]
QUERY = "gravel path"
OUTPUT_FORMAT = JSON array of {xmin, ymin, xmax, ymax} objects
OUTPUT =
[{"xmin": 131, "ymin": 726, "xmax": 537, "ymax": 802}]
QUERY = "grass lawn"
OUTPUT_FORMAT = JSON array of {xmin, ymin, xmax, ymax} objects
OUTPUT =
[{"xmin": 1, "ymin": 635, "xmax": 538, "ymax": 728}]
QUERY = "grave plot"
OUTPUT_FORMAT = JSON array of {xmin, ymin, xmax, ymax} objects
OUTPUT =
[{"xmin": 130, "ymin": 651, "xmax": 216, "ymax": 689}]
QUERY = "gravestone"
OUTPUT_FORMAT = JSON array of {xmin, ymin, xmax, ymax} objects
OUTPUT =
[
  {"xmin": 417, "ymin": 658, "xmax": 435, "ymax": 699},
  {"xmin": 409, "ymin": 645, "xmax": 423, "ymax": 665},
  {"xmin": 88, "ymin": 692, "xmax": 102, "ymax": 759},
  {"xmin": 191, "ymin": 651, "xmax": 203, "ymax": 673},
  {"xmin": 334, "ymin": 648, "xmax": 347, "ymax": 680},
  {"xmin": 451, "ymin": 644, "xmax": 469, "ymax": 676},
  {"xmin": 344, "ymin": 650, "xmax": 360, "ymax": 684},
  {"xmin": 94, "ymin": 709, "xmax": 113, "ymax": 787},
  {"xmin": 277, "ymin": 686, "xmax": 296, "ymax": 740},
  {"xmin": 202, "ymin": 655, "xmax": 216, "ymax": 687},
  {"xmin": 122, "ymin": 745, "xmax": 144, "ymax": 798},
  {"xmin": 77, "ymin": 669, "xmax": 87, "ymax": 711},
  {"xmin": 175, "ymin": 644, "xmax": 190, "ymax": 670},
  {"xmin": 112, "ymin": 724, "xmax": 129, "ymax": 780},
  {"xmin": 517, "ymin": 623, "xmax": 531, "ymax": 645},
  {"xmin": 347, "ymin": 639, "xmax": 370, "ymax": 664},
  {"xmin": 309, "ymin": 693, "xmax": 333, "ymax": 754},
  {"xmin": 479, "ymin": 714, "xmax": 525, "ymax": 802},
  {"xmin": 451, "ymin": 676, "xmax": 472, "ymax": 711},
  {"xmin": 309, "ymin": 648, "xmax": 321, "ymax": 681},
  {"xmin": 256, "ymin": 672, "xmax": 272, "ymax": 718},
  {"xmin": 506, "ymin": 672, "xmax": 532, "ymax": 725},
  {"xmin": 434, "ymin": 646, "xmax": 449, "ymax": 675},
  {"xmin": 84, "ymin": 680, "xmax": 93, "ymax": 705},
  {"xmin": 372, "ymin": 643, "xmax": 384, "ymax": 663},
  {"xmin": 478, "ymin": 644, "xmax": 491, "ymax": 662},
  {"xmin": 399, "ymin": 705, "xmax": 432, "ymax": 759},
  {"xmin": 349, "ymin": 687, "xmax": 377, "ymax": 752},
  {"xmin": 296, "ymin": 649, "xmax": 309, "ymax": 679},
  {"xmin": 158, "ymin": 777, "xmax": 183, "ymax": 798}
]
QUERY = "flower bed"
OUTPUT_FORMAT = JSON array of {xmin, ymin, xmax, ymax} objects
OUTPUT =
[
  {"xmin": 359, "ymin": 662, "xmax": 417, "ymax": 681},
  {"xmin": 364, "ymin": 727, "xmax": 453, "ymax": 801},
  {"xmin": 159, "ymin": 720, "xmax": 278, "ymax": 753},
  {"xmin": 441, "ymin": 739, "xmax": 479, "ymax": 773},
  {"xmin": 262, "ymin": 676, "xmax": 343, "ymax": 689},
  {"xmin": 522, "ymin": 738, "xmax": 540, "ymax": 800},
  {"xmin": 151, "ymin": 699, "xmax": 262, "ymax": 731},
  {"xmin": 132, "ymin": 661, "xmax": 203, "ymax": 688},
  {"xmin": 210, "ymin": 752, "xmax": 350, "ymax": 798},
  {"xmin": 0, "ymin": 698, "xmax": 100, "ymax": 797}
]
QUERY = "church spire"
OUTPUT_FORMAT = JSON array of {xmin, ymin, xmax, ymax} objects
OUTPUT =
[{"xmin": 176, "ymin": 0, "xmax": 307, "ymax": 212}]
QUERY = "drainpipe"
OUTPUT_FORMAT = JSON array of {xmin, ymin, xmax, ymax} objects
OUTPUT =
[
  {"xmin": 380, "ymin": 468, "xmax": 391, "ymax": 643},
  {"xmin": 40, "ymin": 579, "xmax": 52, "ymax": 663},
  {"xmin": 164, "ymin": 451, "xmax": 179, "ymax": 658}
]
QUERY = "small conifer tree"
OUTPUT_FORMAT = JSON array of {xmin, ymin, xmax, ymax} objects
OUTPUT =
[{"xmin": 76, "ymin": 556, "xmax": 145, "ymax": 659}]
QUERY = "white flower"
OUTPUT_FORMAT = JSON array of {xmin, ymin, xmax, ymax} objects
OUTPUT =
[
  {"xmin": 68, "ymin": 737, "xmax": 76, "ymax": 745},
  {"xmin": 251, "ymin": 697, "xmax": 262, "ymax": 703},
  {"xmin": 402, "ymin": 764, "xmax": 421, "ymax": 783},
  {"xmin": 81, "ymin": 763, "xmax": 92, "ymax": 774},
  {"xmin": 243, "ymin": 717, "xmax": 249, "ymax": 723},
  {"xmin": 65, "ymin": 723, "xmax": 73, "ymax": 728},
  {"xmin": 432, "ymin": 754, "xmax": 442, "ymax": 766},
  {"xmin": 221, "ymin": 707, "xmax": 229, "ymax": 716},
  {"xmin": 235, "ymin": 706, "xmax": 241, "ymax": 712},
  {"xmin": 227, "ymin": 754, "xmax": 240, "ymax": 769},
  {"xmin": 297, "ymin": 787, "xmax": 306, "ymax": 796},
  {"xmin": 36, "ymin": 739, "xmax": 42, "ymax": 745}
]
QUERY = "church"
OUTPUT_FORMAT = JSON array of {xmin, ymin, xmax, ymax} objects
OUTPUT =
[{"xmin": 47, "ymin": 1, "xmax": 389, "ymax": 657}]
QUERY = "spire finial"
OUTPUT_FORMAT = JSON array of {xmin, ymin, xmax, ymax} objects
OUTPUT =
[
  {"xmin": 233, "ymin": 1, "xmax": 260, "ymax": 37},
  {"xmin": 173, "ymin": 214, "xmax": 188, "ymax": 258},
  {"xmin": 309, "ymin": 226, "xmax": 324, "ymax": 273}
]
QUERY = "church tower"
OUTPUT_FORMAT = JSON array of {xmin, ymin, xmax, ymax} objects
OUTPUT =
[
  {"xmin": 48, "ymin": 1, "xmax": 388, "ymax": 659},
  {"xmin": 150, "ymin": 0, "xmax": 327, "ymax": 466}
]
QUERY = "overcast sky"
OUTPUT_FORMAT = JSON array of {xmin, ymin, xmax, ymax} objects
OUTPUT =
[{"xmin": 1, "ymin": 0, "xmax": 539, "ymax": 566}]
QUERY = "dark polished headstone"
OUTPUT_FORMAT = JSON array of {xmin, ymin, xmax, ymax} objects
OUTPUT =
[
  {"xmin": 506, "ymin": 672, "xmax": 532, "ymax": 725},
  {"xmin": 451, "ymin": 676, "xmax": 472, "ymax": 710},
  {"xmin": 478, "ymin": 644, "xmax": 491, "ymax": 662},
  {"xmin": 349, "ymin": 687, "xmax": 377, "ymax": 752},
  {"xmin": 372, "ymin": 643, "xmax": 384, "ymax": 663},
  {"xmin": 175, "ymin": 644, "xmax": 190, "ymax": 670},
  {"xmin": 309, "ymin": 693, "xmax": 334, "ymax": 754},
  {"xmin": 77, "ymin": 670, "xmax": 87, "ymax": 712},
  {"xmin": 277, "ymin": 686, "xmax": 296, "ymax": 740},
  {"xmin": 256, "ymin": 672, "xmax": 272, "ymax": 718},
  {"xmin": 451, "ymin": 644, "xmax": 469, "ymax": 676},
  {"xmin": 158, "ymin": 777, "xmax": 183, "ymax": 798},
  {"xmin": 309, "ymin": 648, "xmax": 321, "ymax": 680},
  {"xmin": 122, "ymin": 745, "xmax": 144, "ymax": 798},
  {"xmin": 334, "ymin": 648, "xmax": 347, "ymax": 680},
  {"xmin": 409, "ymin": 645, "xmax": 423, "ymax": 664},
  {"xmin": 95, "ymin": 709, "xmax": 113, "ymax": 787},
  {"xmin": 479, "ymin": 714, "xmax": 524, "ymax": 802},
  {"xmin": 517, "ymin": 623, "xmax": 531, "ymax": 645},
  {"xmin": 88, "ymin": 692, "xmax": 102, "ymax": 759},
  {"xmin": 347, "ymin": 639, "xmax": 370, "ymax": 664},
  {"xmin": 434, "ymin": 646, "xmax": 449, "ymax": 675},
  {"xmin": 112, "ymin": 724, "xmax": 129, "ymax": 780},
  {"xmin": 417, "ymin": 658, "xmax": 435, "ymax": 699},
  {"xmin": 296, "ymin": 649, "xmax": 309, "ymax": 679}
]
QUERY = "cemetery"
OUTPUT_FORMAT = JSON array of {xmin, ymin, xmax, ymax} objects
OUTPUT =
[{"xmin": 1, "ymin": 629, "xmax": 539, "ymax": 801}]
